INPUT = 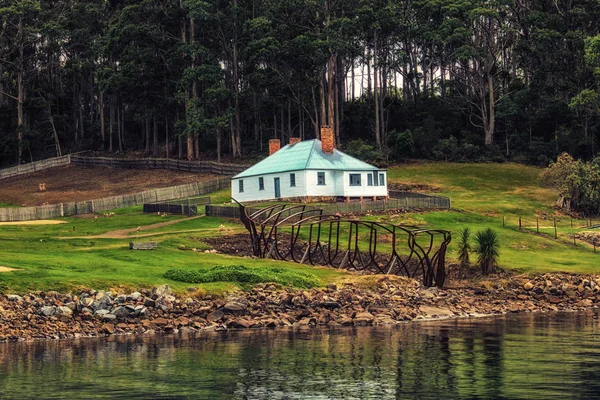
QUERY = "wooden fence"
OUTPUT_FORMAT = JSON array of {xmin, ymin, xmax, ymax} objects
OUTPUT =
[
  {"xmin": 205, "ymin": 195, "xmax": 451, "ymax": 219},
  {"xmin": 388, "ymin": 190, "xmax": 451, "ymax": 208},
  {"xmin": 71, "ymin": 155, "xmax": 246, "ymax": 176},
  {"xmin": 0, "ymin": 178, "xmax": 230, "ymax": 222},
  {"xmin": 0, "ymin": 155, "xmax": 71, "ymax": 181},
  {"xmin": 143, "ymin": 196, "xmax": 212, "ymax": 216}
]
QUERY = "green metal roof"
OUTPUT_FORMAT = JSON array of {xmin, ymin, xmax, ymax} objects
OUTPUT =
[{"xmin": 233, "ymin": 139, "xmax": 379, "ymax": 179}]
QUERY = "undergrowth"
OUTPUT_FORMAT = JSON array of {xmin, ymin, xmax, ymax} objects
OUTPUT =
[{"xmin": 164, "ymin": 265, "xmax": 321, "ymax": 288}]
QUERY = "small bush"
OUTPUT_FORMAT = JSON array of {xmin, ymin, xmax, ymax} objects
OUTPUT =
[
  {"xmin": 164, "ymin": 265, "xmax": 320, "ymax": 288},
  {"xmin": 474, "ymin": 228, "xmax": 500, "ymax": 275}
]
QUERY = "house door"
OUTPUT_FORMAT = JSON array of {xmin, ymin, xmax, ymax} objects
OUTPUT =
[{"xmin": 274, "ymin": 177, "xmax": 281, "ymax": 198}]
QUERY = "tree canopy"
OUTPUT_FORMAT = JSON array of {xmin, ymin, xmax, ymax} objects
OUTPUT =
[{"xmin": 1, "ymin": 0, "xmax": 600, "ymax": 165}]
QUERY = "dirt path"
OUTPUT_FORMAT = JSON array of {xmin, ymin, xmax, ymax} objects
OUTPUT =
[
  {"xmin": 0, "ymin": 220, "xmax": 66, "ymax": 226},
  {"xmin": 60, "ymin": 216, "xmax": 204, "ymax": 239}
]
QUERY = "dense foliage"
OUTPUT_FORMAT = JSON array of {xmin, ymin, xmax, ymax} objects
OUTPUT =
[
  {"xmin": 543, "ymin": 153, "xmax": 600, "ymax": 215},
  {"xmin": 1, "ymin": 0, "xmax": 600, "ymax": 166},
  {"xmin": 474, "ymin": 228, "xmax": 500, "ymax": 275},
  {"xmin": 164, "ymin": 265, "xmax": 320, "ymax": 288}
]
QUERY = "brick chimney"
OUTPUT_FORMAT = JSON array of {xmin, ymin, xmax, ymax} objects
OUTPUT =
[
  {"xmin": 289, "ymin": 137, "xmax": 301, "ymax": 146},
  {"xmin": 320, "ymin": 126, "xmax": 334, "ymax": 154},
  {"xmin": 269, "ymin": 139, "xmax": 281, "ymax": 155}
]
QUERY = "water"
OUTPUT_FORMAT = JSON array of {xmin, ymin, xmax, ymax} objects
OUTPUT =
[{"xmin": 2, "ymin": 311, "xmax": 600, "ymax": 399}]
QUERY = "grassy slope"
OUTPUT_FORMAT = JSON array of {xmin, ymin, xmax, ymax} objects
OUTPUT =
[
  {"xmin": 0, "ymin": 210, "xmax": 344, "ymax": 294},
  {"xmin": 388, "ymin": 162, "xmax": 599, "ymax": 274},
  {"xmin": 1, "ymin": 162, "xmax": 598, "ymax": 294}
]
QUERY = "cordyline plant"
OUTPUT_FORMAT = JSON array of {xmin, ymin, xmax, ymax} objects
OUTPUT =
[
  {"xmin": 457, "ymin": 227, "xmax": 472, "ymax": 273},
  {"xmin": 475, "ymin": 228, "xmax": 500, "ymax": 275}
]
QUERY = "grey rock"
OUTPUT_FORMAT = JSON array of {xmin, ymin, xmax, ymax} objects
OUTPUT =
[
  {"xmin": 56, "ymin": 306, "xmax": 73, "ymax": 316},
  {"xmin": 115, "ymin": 295, "xmax": 127, "ymax": 304},
  {"xmin": 112, "ymin": 306, "xmax": 130, "ymax": 319},
  {"xmin": 6, "ymin": 294, "xmax": 23, "ymax": 302},
  {"xmin": 127, "ymin": 292, "xmax": 142, "ymax": 301},
  {"xmin": 100, "ymin": 313, "xmax": 117, "ymax": 321},
  {"xmin": 153, "ymin": 284, "xmax": 172, "ymax": 299},
  {"xmin": 143, "ymin": 298, "xmax": 156, "ymax": 308},
  {"xmin": 94, "ymin": 309, "xmax": 110, "ymax": 317},
  {"xmin": 40, "ymin": 306, "xmax": 56, "ymax": 316}
]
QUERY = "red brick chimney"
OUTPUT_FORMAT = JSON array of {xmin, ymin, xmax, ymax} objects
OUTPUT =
[
  {"xmin": 320, "ymin": 126, "xmax": 334, "ymax": 154},
  {"xmin": 269, "ymin": 139, "xmax": 281, "ymax": 155},
  {"xmin": 289, "ymin": 137, "xmax": 301, "ymax": 146}
]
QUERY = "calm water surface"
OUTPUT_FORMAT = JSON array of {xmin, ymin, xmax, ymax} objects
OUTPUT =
[{"xmin": 2, "ymin": 311, "xmax": 600, "ymax": 399}]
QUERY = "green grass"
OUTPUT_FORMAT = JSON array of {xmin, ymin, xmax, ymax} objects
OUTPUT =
[
  {"xmin": 386, "ymin": 162, "xmax": 600, "ymax": 274},
  {"xmin": 0, "ymin": 202, "xmax": 19, "ymax": 207},
  {"xmin": 2, "ymin": 162, "xmax": 600, "ymax": 295}
]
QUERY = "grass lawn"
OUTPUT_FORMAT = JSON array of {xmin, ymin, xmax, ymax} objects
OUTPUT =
[
  {"xmin": 1, "ymin": 161, "xmax": 599, "ymax": 295},
  {"xmin": 0, "ymin": 208, "xmax": 344, "ymax": 294}
]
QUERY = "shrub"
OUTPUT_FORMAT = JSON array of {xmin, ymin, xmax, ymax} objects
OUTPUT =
[
  {"xmin": 474, "ymin": 228, "xmax": 500, "ymax": 275},
  {"xmin": 164, "ymin": 265, "xmax": 321, "ymax": 288},
  {"xmin": 457, "ymin": 228, "xmax": 472, "ymax": 271}
]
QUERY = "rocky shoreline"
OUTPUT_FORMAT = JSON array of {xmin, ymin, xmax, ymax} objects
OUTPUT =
[{"xmin": 1, "ymin": 272, "xmax": 600, "ymax": 343}]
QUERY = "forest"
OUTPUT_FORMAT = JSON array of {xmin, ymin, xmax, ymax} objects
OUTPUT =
[{"xmin": 1, "ymin": 0, "xmax": 600, "ymax": 167}]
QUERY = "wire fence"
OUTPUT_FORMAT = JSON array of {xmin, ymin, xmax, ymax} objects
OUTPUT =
[{"xmin": 501, "ymin": 214, "xmax": 600, "ymax": 252}]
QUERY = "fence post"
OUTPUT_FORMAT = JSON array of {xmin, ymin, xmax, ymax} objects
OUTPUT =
[
  {"xmin": 502, "ymin": 216, "xmax": 505, "ymax": 227},
  {"xmin": 536, "ymin": 218, "xmax": 539, "ymax": 233},
  {"xmin": 519, "ymin": 217, "xmax": 522, "ymax": 231},
  {"xmin": 554, "ymin": 217, "xmax": 557, "ymax": 239}
]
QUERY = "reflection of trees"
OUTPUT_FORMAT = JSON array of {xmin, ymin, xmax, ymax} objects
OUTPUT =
[{"xmin": 0, "ymin": 313, "xmax": 599, "ymax": 398}]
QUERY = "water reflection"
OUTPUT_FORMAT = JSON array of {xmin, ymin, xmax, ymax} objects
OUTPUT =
[{"xmin": 1, "ymin": 311, "xmax": 600, "ymax": 399}]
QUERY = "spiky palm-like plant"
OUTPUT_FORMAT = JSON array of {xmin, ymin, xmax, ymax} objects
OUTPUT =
[
  {"xmin": 457, "ymin": 228, "xmax": 472, "ymax": 269},
  {"xmin": 475, "ymin": 228, "xmax": 500, "ymax": 275}
]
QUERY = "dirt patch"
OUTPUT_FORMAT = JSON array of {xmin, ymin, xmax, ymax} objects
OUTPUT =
[
  {"xmin": 0, "ymin": 266, "xmax": 19, "ymax": 273},
  {"xmin": 0, "ymin": 220, "xmax": 66, "ymax": 226},
  {"xmin": 201, "ymin": 233, "xmax": 252, "ymax": 256},
  {"xmin": 0, "ymin": 166, "xmax": 220, "ymax": 206},
  {"xmin": 59, "ymin": 216, "xmax": 203, "ymax": 239},
  {"xmin": 576, "ymin": 231, "xmax": 600, "ymax": 246}
]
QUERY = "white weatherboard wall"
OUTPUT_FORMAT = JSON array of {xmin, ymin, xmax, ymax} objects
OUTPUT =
[
  {"xmin": 232, "ymin": 171, "xmax": 307, "ymax": 202},
  {"xmin": 305, "ymin": 170, "xmax": 338, "ymax": 197},
  {"xmin": 342, "ymin": 171, "xmax": 388, "ymax": 197}
]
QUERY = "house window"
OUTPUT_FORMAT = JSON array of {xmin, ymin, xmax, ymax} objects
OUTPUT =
[
  {"xmin": 258, "ymin": 177, "xmax": 265, "ymax": 190},
  {"xmin": 349, "ymin": 174, "xmax": 361, "ymax": 186},
  {"xmin": 238, "ymin": 180, "xmax": 244, "ymax": 193},
  {"xmin": 373, "ymin": 172, "xmax": 379, "ymax": 186},
  {"xmin": 290, "ymin": 173, "xmax": 296, "ymax": 187},
  {"xmin": 379, "ymin": 173, "xmax": 385, "ymax": 186},
  {"xmin": 317, "ymin": 172, "xmax": 326, "ymax": 185},
  {"xmin": 367, "ymin": 174, "xmax": 373, "ymax": 186}
]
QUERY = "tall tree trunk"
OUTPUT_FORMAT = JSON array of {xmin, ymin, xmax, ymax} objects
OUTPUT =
[
  {"xmin": 17, "ymin": 18, "xmax": 24, "ymax": 164},
  {"xmin": 165, "ymin": 116, "xmax": 169, "ymax": 158},
  {"xmin": 100, "ymin": 91, "xmax": 106, "ymax": 151},
  {"xmin": 153, "ymin": 116, "xmax": 159, "ymax": 156},
  {"xmin": 145, "ymin": 117, "xmax": 150, "ymax": 153},
  {"xmin": 216, "ymin": 127, "xmax": 221, "ymax": 163},
  {"xmin": 109, "ymin": 97, "xmax": 114, "ymax": 152},
  {"xmin": 373, "ymin": 36, "xmax": 381, "ymax": 150},
  {"xmin": 484, "ymin": 71, "xmax": 495, "ymax": 146}
]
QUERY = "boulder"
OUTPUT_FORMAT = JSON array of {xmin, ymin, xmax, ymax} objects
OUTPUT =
[
  {"xmin": 6, "ymin": 295, "xmax": 23, "ymax": 302},
  {"xmin": 153, "ymin": 317, "xmax": 169, "ymax": 326},
  {"xmin": 101, "ymin": 323, "xmax": 115, "ymax": 334},
  {"xmin": 222, "ymin": 302, "xmax": 247, "ymax": 316},
  {"xmin": 207, "ymin": 310, "xmax": 225, "ymax": 322},
  {"xmin": 353, "ymin": 311, "xmax": 375, "ymax": 326},
  {"xmin": 523, "ymin": 282, "xmax": 534, "ymax": 291},
  {"xmin": 128, "ymin": 292, "xmax": 142, "ymax": 302},
  {"xmin": 40, "ymin": 306, "xmax": 56, "ymax": 317},
  {"xmin": 100, "ymin": 314, "xmax": 117, "ymax": 321},
  {"xmin": 153, "ymin": 284, "xmax": 172, "ymax": 299},
  {"xmin": 56, "ymin": 306, "xmax": 73, "ymax": 317},
  {"xmin": 112, "ymin": 306, "xmax": 130, "ymax": 319}
]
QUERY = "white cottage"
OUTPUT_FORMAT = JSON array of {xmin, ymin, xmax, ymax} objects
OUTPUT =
[{"xmin": 231, "ymin": 127, "xmax": 388, "ymax": 203}]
